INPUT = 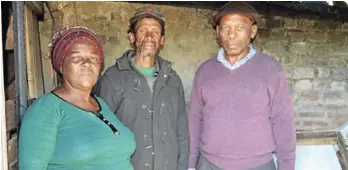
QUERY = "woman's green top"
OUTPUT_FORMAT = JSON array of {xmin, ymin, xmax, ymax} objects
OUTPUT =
[{"xmin": 19, "ymin": 92, "xmax": 136, "ymax": 170}]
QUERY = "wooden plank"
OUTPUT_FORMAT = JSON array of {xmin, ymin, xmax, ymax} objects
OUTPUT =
[
  {"xmin": 338, "ymin": 132, "xmax": 348, "ymax": 170},
  {"xmin": 295, "ymin": 130, "xmax": 348, "ymax": 169},
  {"xmin": 5, "ymin": 100, "xmax": 15, "ymax": 132},
  {"xmin": 24, "ymin": 5, "xmax": 44, "ymax": 98},
  {"xmin": 25, "ymin": 2, "xmax": 43, "ymax": 15},
  {"xmin": 296, "ymin": 130, "xmax": 339, "ymax": 139},
  {"xmin": 7, "ymin": 134, "xmax": 17, "ymax": 169},
  {"xmin": 338, "ymin": 140, "xmax": 348, "ymax": 170},
  {"xmin": 297, "ymin": 137, "xmax": 338, "ymax": 145},
  {"xmin": 5, "ymin": 15, "xmax": 14, "ymax": 50},
  {"xmin": 31, "ymin": 7, "xmax": 44, "ymax": 97}
]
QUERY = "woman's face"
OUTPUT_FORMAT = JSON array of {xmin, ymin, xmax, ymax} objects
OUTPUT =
[{"xmin": 61, "ymin": 39, "xmax": 102, "ymax": 91}]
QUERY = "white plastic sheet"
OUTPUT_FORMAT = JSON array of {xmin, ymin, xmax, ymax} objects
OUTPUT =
[{"xmin": 273, "ymin": 145, "xmax": 342, "ymax": 170}]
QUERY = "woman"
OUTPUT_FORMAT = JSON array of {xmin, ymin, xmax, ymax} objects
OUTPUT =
[{"xmin": 19, "ymin": 26, "xmax": 136, "ymax": 170}]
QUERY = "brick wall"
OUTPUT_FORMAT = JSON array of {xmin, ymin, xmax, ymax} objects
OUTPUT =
[
  {"xmin": 289, "ymin": 67, "xmax": 348, "ymax": 130},
  {"xmin": 38, "ymin": 2, "xmax": 348, "ymax": 131},
  {"xmin": 255, "ymin": 16, "xmax": 348, "ymax": 130}
]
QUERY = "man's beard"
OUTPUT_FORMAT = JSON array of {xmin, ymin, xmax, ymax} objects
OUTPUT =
[
  {"xmin": 136, "ymin": 46, "xmax": 157, "ymax": 58},
  {"xmin": 139, "ymin": 49, "xmax": 155, "ymax": 58},
  {"xmin": 134, "ymin": 39, "xmax": 161, "ymax": 57}
]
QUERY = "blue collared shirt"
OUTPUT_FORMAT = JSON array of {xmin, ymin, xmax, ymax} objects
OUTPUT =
[{"xmin": 217, "ymin": 44, "xmax": 256, "ymax": 71}]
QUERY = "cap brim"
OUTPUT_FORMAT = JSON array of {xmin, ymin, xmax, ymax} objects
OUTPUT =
[
  {"xmin": 130, "ymin": 14, "xmax": 165, "ymax": 26},
  {"xmin": 213, "ymin": 12, "xmax": 261, "ymax": 29}
]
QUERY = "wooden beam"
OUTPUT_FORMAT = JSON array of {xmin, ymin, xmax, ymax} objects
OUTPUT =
[
  {"xmin": 25, "ymin": 1, "xmax": 43, "ymax": 15},
  {"xmin": 297, "ymin": 138, "xmax": 338, "ymax": 145},
  {"xmin": 295, "ymin": 130, "xmax": 348, "ymax": 169},
  {"xmin": 338, "ymin": 132, "xmax": 348, "ymax": 170},
  {"xmin": 296, "ymin": 130, "xmax": 339, "ymax": 139},
  {"xmin": 131, "ymin": 1, "xmax": 348, "ymax": 21},
  {"xmin": 24, "ymin": 4, "xmax": 44, "ymax": 98}
]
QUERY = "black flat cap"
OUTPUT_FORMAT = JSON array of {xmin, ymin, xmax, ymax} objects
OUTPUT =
[{"xmin": 212, "ymin": 2, "xmax": 262, "ymax": 29}]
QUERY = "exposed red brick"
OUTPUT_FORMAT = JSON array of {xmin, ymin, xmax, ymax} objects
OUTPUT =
[
  {"xmin": 327, "ymin": 112, "xmax": 348, "ymax": 120},
  {"xmin": 296, "ymin": 121, "xmax": 301, "ymax": 126},
  {"xmin": 301, "ymin": 91, "xmax": 321, "ymax": 101},
  {"xmin": 303, "ymin": 121, "xmax": 329, "ymax": 127},
  {"xmin": 299, "ymin": 112, "xmax": 325, "ymax": 117}
]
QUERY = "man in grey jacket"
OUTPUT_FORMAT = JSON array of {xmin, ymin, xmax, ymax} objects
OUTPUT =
[{"xmin": 94, "ymin": 7, "xmax": 189, "ymax": 170}]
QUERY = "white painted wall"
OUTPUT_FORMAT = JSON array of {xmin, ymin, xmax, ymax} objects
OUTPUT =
[{"xmin": 0, "ymin": 2, "xmax": 9, "ymax": 170}]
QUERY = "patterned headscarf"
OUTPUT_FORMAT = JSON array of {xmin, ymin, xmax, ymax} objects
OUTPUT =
[{"xmin": 49, "ymin": 26, "xmax": 104, "ymax": 74}]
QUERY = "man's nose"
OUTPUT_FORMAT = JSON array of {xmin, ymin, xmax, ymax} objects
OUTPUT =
[
  {"xmin": 227, "ymin": 28, "xmax": 237, "ymax": 39},
  {"xmin": 144, "ymin": 31, "xmax": 154, "ymax": 40}
]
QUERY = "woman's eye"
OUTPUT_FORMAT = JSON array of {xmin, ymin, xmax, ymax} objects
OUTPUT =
[{"xmin": 70, "ymin": 56, "xmax": 79, "ymax": 61}]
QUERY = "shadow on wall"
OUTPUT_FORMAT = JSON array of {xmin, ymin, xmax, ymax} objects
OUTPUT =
[
  {"xmin": 1, "ymin": 1, "xmax": 16, "ymax": 100},
  {"xmin": 133, "ymin": 1, "xmax": 348, "ymax": 22}
]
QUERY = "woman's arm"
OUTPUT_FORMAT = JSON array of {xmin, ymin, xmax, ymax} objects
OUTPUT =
[{"xmin": 19, "ymin": 104, "xmax": 59, "ymax": 170}]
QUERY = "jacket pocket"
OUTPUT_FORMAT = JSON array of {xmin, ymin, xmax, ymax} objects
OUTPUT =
[
  {"xmin": 118, "ymin": 98, "xmax": 136, "ymax": 128},
  {"xmin": 159, "ymin": 101, "xmax": 177, "ymax": 132}
]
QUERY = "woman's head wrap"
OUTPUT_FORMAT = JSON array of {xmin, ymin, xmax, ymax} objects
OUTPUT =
[{"xmin": 49, "ymin": 26, "xmax": 104, "ymax": 73}]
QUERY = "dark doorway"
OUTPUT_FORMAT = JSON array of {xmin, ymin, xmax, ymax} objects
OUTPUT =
[{"xmin": 2, "ymin": 1, "xmax": 15, "ymax": 100}]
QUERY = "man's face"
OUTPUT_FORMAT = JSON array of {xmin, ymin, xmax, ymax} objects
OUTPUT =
[
  {"xmin": 129, "ymin": 17, "xmax": 165, "ymax": 57},
  {"xmin": 216, "ymin": 14, "xmax": 257, "ymax": 58}
]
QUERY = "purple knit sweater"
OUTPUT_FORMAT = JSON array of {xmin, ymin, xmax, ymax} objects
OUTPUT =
[{"xmin": 188, "ymin": 51, "xmax": 296, "ymax": 170}]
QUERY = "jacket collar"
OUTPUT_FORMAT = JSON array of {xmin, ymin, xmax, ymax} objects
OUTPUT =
[{"xmin": 116, "ymin": 49, "xmax": 173, "ymax": 74}]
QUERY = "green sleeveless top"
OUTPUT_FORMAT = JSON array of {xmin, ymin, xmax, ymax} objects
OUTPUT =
[{"xmin": 19, "ymin": 92, "xmax": 136, "ymax": 170}]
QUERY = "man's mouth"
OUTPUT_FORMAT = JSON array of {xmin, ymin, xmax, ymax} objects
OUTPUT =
[
  {"xmin": 143, "ymin": 42, "xmax": 155, "ymax": 49},
  {"xmin": 227, "ymin": 44, "xmax": 238, "ymax": 49}
]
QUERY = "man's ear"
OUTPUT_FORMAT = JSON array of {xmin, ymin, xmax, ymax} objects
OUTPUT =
[
  {"xmin": 160, "ymin": 36, "xmax": 165, "ymax": 46},
  {"xmin": 215, "ymin": 26, "xmax": 221, "ymax": 46},
  {"xmin": 251, "ymin": 24, "xmax": 258, "ymax": 39},
  {"xmin": 216, "ymin": 25, "xmax": 220, "ymax": 37},
  {"xmin": 128, "ymin": 32, "xmax": 135, "ymax": 44}
]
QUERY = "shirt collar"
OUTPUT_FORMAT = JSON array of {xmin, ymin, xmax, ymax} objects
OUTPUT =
[{"xmin": 217, "ymin": 44, "xmax": 256, "ymax": 70}]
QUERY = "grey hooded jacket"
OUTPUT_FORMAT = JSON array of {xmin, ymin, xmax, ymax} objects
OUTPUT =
[{"xmin": 93, "ymin": 50, "xmax": 189, "ymax": 170}]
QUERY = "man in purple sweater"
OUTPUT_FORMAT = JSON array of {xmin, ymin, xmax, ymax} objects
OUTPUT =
[{"xmin": 188, "ymin": 2, "xmax": 296, "ymax": 170}]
